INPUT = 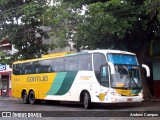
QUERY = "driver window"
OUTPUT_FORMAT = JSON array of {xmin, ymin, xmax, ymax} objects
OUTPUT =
[
  {"xmin": 93, "ymin": 53, "xmax": 106, "ymax": 82},
  {"xmin": 100, "ymin": 66, "xmax": 109, "ymax": 87}
]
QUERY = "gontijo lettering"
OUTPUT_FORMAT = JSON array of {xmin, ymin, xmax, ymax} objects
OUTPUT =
[{"xmin": 27, "ymin": 76, "xmax": 48, "ymax": 82}]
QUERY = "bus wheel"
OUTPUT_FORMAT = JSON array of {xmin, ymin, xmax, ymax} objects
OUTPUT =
[
  {"xmin": 22, "ymin": 91, "xmax": 29, "ymax": 104},
  {"xmin": 29, "ymin": 91, "xmax": 36, "ymax": 104},
  {"xmin": 84, "ymin": 92, "xmax": 91, "ymax": 109}
]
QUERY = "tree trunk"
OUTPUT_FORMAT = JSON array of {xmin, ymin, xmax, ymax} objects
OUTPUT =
[
  {"xmin": 138, "ymin": 8, "xmax": 159, "ymax": 101},
  {"xmin": 138, "ymin": 35, "xmax": 153, "ymax": 101}
]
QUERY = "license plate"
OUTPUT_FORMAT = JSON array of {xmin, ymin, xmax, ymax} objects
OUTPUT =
[{"xmin": 127, "ymin": 98, "xmax": 132, "ymax": 101}]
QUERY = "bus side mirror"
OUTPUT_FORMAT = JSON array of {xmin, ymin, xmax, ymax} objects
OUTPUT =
[
  {"xmin": 142, "ymin": 64, "xmax": 150, "ymax": 77},
  {"xmin": 108, "ymin": 62, "xmax": 115, "ymax": 74}
]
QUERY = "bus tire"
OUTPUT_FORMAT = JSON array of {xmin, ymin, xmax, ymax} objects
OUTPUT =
[
  {"xmin": 29, "ymin": 91, "xmax": 36, "ymax": 104},
  {"xmin": 84, "ymin": 92, "xmax": 92, "ymax": 109},
  {"xmin": 22, "ymin": 91, "xmax": 29, "ymax": 104}
]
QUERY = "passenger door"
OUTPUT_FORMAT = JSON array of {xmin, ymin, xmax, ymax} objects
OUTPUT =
[{"xmin": 92, "ymin": 53, "xmax": 108, "ymax": 101}]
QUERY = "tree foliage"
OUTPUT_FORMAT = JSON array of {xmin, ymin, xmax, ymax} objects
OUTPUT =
[
  {"xmin": 44, "ymin": 0, "xmax": 160, "ymax": 99},
  {"xmin": 43, "ymin": 0, "xmax": 82, "ymax": 50},
  {"xmin": 0, "ymin": 0, "xmax": 50, "ymax": 62},
  {"xmin": 44, "ymin": 0, "xmax": 160, "ymax": 53},
  {"xmin": 0, "ymin": 0, "xmax": 159, "ymax": 98}
]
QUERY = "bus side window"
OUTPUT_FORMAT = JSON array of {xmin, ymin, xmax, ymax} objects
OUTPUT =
[
  {"xmin": 36, "ymin": 67, "xmax": 41, "ymax": 73},
  {"xmin": 31, "ymin": 65, "xmax": 35, "ymax": 74},
  {"xmin": 93, "ymin": 53, "xmax": 106, "ymax": 82},
  {"xmin": 53, "ymin": 58, "xmax": 64, "ymax": 72},
  {"xmin": 13, "ymin": 64, "xmax": 21, "ymax": 75},
  {"xmin": 20, "ymin": 66, "xmax": 25, "ymax": 75},
  {"xmin": 78, "ymin": 54, "xmax": 92, "ymax": 71},
  {"xmin": 65, "ymin": 56, "xmax": 78, "ymax": 71},
  {"xmin": 52, "ymin": 66, "xmax": 56, "ymax": 72},
  {"xmin": 42, "ymin": 65, "xmax": 50, "ymax": 73},
  {"xmin": 24, "ymin": 62, "xmax": 32, "ymax": 74},
  {"xmin": 41, "ymin": 59, "xmax": 52, "ymax": 73},
  {"xmin": 48, "ymin": 66, "xmax": 51, "ymax": 72},
  {"xmin": 25, "ymin": 70, "xmax": 31, "ymax": 74},
  {"xmin": 32, "ymin": 62, "xmax": 41, "ymax": 74}
]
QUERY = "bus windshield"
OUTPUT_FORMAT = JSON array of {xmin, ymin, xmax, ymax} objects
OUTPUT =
[
  {"xmin": 107, "ymin": 53, "xmax": 138, "ymax": 65},
  {"xmin": 107, "ymin": 53, "xmax": 142, "ymax": 89},
  {"xmin": 111, "ymin": 65, "xmax": 142, "ymax": 89}
]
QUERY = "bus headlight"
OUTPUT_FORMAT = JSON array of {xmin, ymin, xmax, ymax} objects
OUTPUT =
[{"xmin": 138, "ymin": 92, "xmax": 143, "ymax": 97}]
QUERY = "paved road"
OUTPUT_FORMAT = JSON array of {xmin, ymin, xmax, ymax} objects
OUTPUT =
[{"xmin": 0, "ymin": 97, "xmax": 159, "ymax": 120}]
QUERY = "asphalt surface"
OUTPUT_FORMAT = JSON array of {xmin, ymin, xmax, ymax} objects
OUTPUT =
[
  {"xmin": 0, "ymin": 96, "xmax": 160, "ymax": 120},
  {"xmin": 0, "ymin": 96, "xmax": 160, "ymax": 110},
  {"xmin": 0, "ymin": 96, "xmax": 20, "ymax": 101}
]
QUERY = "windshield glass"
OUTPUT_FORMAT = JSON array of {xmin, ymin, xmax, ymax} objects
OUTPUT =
[
  {"xmin": 107, "ymin": 53, "xmax": 141, "ymax": 89},
  {"xmin": 107, "ymin": 53, "xmax": 139, "ymax": 65},
  {"xmin": 111, "ymin": 65, "xmax": 142, "ymax": 89}
]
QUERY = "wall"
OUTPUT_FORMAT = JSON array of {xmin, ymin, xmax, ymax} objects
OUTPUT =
[{"xmin": 152, "ymin": 60, "xmax": 160, "ymax": 98}]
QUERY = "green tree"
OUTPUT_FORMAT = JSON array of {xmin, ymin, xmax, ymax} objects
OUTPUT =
[
  {"xmin": 0, "ymin": 0, "xmax": 50, "ymax": 61},
  {"xmin": 0, "ymin": 51, "xmax": 7, "ymax": 64},
  {"xmin": 45, "ymin": 0, "xmax": 160, "ymax": 100},
  {"xmin": 43, "ymin": 0, "xmax": 82, "ymax": 50},
  {"xmin": 45, "ymin": 0, "xmax": 160, "ymax": 58}
]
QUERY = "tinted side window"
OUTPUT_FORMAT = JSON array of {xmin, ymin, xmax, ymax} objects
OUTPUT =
[
  {"xmin": 52, "ymin": 58, "xmax": 64, "ymax": 72},
  {"xmin": 93, "ymin": 53, "xmax": 106, "ymax": 81},
  {"xmin": 32, "ymin": 61, "xmax": 42, "ymax": 74},
  {"xmin": 100, "ymin": 65, "xmax": 109, "ymax": 87},
  {"xmin": 93, "ymin": 53, "xmax": 106, "ymax": 72},
  {"xmin": 13, "ymin": 64, "xmax": 22, "ymax": 75},
  {"xmin": 78, "ymin": 54, "xmax": 92, "ymax": 70},
  {"xmin": 41, "ymin": 59, "xmax": 52, "ymax": 73},
  {"xmin": 24, "ymin": 62, "xmax": 32, "ymax": 74},
  {"xmin": 65, "ymin": 56, "xmax": 78, "ymax": 71},
  {"xmin": 13, "ymin": 64, "xmax": 17, "ymax": 75}
]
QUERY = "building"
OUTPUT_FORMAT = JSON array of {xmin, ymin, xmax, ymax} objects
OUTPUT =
[
  {"xmin": 0, "ymin": 34, "xmax": 74, "ymax": 97},
  {"xmin": 41, "ymin": 26, "xmax": 75, "ymax": 53},
  {"xmin": 0, "ymin": 64, "xmax": 12, "ymax": 96},
  {"xmin": 149, "ymin": 40, "xmax": 160, "ymax": 98}
]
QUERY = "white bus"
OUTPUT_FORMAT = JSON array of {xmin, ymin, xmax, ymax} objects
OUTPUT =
[{"xmin": 12, "ymin": 50, "xmax": 150, "ymax": 109}]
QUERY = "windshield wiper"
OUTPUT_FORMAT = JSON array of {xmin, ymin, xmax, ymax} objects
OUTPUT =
[
  {"xmin": 122, "ymin": 74, "xmax": 139, "ymax": 89},
  {"xmin": 128, "ymin": 70, "xmax": 139, "ymax": 88},
  {"xmin": 130, "ymin": 77, "xmax": 139, "ymax": 88}
]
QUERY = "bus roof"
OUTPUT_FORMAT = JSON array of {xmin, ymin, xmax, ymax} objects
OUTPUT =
[
  {"xmin": 88, "ymin": 49, "xmax": 135, "ymax": 55},
  {"xmin": 13, "ymin": 52, "xmax": 74, "ymax": 64},
  {"xmin": 13, "ymin": 49, "xmax": 135, "ymax": 64}
]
